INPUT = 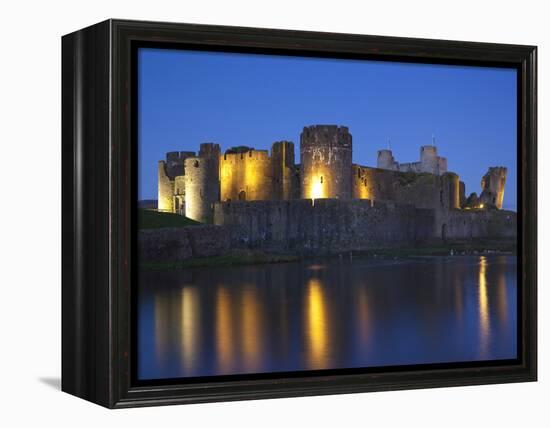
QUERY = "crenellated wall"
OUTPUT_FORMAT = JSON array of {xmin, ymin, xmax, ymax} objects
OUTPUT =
[
  {"xmin": 214, "ymin": 199, "xmax": 418, "ymax": 252},
  {"xmin": 378, "ymin": 145, "xmax": 448, "ymax": 175},
  {"xmin": 213, "ymin": 199, "xmax": 516, "ymax": 253},
  {"xmin": 300, "ymin": 125, "xmax": 352, "ymax": 199}
]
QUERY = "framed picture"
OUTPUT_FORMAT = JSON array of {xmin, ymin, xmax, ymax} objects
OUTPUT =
[{"xmin": 62, "ymin": 19, "xmax": 537, "ymax": 408}]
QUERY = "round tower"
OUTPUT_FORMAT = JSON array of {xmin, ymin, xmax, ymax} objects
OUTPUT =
[
  {"xmin": 184, "ymin": 149, "xmax": 220, "ymax": 223},
  {"xmin": 300, "ymin": 125, "xmax": 352, "ymax": 200},
  {"xmin": 377, "ymin": 149, "xmax": 397, "ymax": 170},
  {"xmin": 441, "ymin": 172, "xmax": 460, "ymax": 210}
]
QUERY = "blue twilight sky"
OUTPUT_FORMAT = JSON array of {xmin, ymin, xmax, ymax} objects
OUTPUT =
[{"xmin": 138, "ymin": 48, "xmax": 517, "ymax": 210}]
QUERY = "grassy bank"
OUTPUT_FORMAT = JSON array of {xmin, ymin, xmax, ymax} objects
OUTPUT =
[{"xmin": 138, "ymin": 209, "xmax": 201, "ymax": 229}]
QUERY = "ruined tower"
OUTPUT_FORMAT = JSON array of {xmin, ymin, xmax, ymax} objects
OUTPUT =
[
  {"xmin": 479, "ymin": 167, "xmax": 507, "ymax": 209},
  {"xmin": 184, "ymin": 143, "xmax": 221, "ymax": 223},
  {"xmin": 272, "ymin": 141, "xmax": 297, "ymax": 200},
  {"xmin": 157, "ymin": 151, "xmax": 194, "ymax": 212},
  {"xmin": 300, "ymin": 125, "xmax": 352, "ymax": 200}
]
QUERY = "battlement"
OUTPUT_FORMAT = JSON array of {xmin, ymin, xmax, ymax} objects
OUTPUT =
[
  {"xmin": 222, "ymin": 149, "xmax": 270, "ymax": 162},
  {"xmin": 300, "ymin": 125, "xmax": 352, "ymax": 148},
  {"xmin": 198, "ymin": 142, "xmax": 221, "ymax": 159},
  {"xmin": 164, "ymin": 151, "xmax": 195, "ymax": 178},
  {"xmin": 376, "ymin": 143, "xmax": 448, "ymax": 175}
]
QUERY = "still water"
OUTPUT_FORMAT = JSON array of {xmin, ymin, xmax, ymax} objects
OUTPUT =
[{"xmin": 137, "ymin": 255, "xmax": 517, "ymax": 380}]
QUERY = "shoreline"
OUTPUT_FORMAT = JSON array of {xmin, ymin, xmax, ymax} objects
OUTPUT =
[{"xmin": 139, "ymin": 243, "xmax": 516, "ymax": 270}]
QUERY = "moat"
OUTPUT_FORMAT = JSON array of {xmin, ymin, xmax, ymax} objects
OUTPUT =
[{"xmin": 137, "ymin": 255, "xmax": 517, "ymax": 380}]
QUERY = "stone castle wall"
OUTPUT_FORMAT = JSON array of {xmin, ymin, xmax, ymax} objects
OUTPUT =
[
  {"xmin": 213, "ymin": 199, "xmax": 516, "ymax": 253},
  {"xmin": 300, "ymin": 125, "xmax": 352, "ymax": 199},
  {"xmin": 377, "ymin": 145, "xmax": 448, "ymax": 175},
  {"xmin": 352, "ymin": 166, "xmax": 460, "ymax": 210},
  {"xmin": 214, "ymin": 199, "xmax": 418, "ymax": 253},
  {"xmin": 434, "ymin": 208, "xmax": 517, "ymax": 241}
]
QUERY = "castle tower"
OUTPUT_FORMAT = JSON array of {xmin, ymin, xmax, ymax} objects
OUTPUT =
[
  {"xmin": 220, "ymin": 148, "xmax": 273, "ymax": 202},
  {"xmin": 440, "ymin": 172, "xmax": 460, "ymax": 210},
  {"xmin": 157, "ymin": 151, "xmax": 194, "ymax": 212},
  {"xmin": 184, "ymin": 143, "xmax": 221, "ymax": 223},
  {"xmin": 479, "ymin": 167, "xmax": 507, "ymax": 209},
  {"xmin": 300, "ymin": 125, "xmax": 352, "ymax": 200},
  {"xmin": 272, "ymin": 141, "xmax": 296, "ymax": 200},
  {"xmin": 420, "ymin": 145, "xmax": 439, "ymax": 174},
  {"xmin": 377, "ymin": 149, "xmax": 398, "ymax": 170}
]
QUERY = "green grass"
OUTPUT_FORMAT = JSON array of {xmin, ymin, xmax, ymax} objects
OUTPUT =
[
  {"xmin": 140, "ymin": 253, "xmax": 300, "ymax": 270},
  {"xmin": 138, "ymin": 209, "xmax": 201, "ymax": 230}
]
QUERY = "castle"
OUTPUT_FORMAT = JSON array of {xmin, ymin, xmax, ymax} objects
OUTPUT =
[{"xmin": 158, "ymin": 125, "xmax": 508, "ymax": 224}]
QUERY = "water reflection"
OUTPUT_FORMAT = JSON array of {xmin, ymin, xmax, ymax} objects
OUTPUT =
[
  {"xmin": 181, "ymin": 287, "xmax": 200, "ymax": 371},
  {"xmin": 138, "ymin": 255, "xmax": 517, "ymax": 380},
  {"xmin": 478, "ymin": 256, "xmax": 490, "ymax": 358},
  {"xmin": 306, "ymin": 278, "xmax": 329, "ymax": 369},
  {"xmin": 241, "ymin": 284, "xmax": 263, "ymax": 371},
  {"xmin": 216, "ymin": 286, "xmax": 234, "ymax": 373}
]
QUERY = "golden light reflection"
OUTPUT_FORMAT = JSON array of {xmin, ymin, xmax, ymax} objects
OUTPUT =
[
  {"xmin": 306, "ymin": 278, "xmax": 329, "ymax": 368},
  {"xmin": 154, "ymin": 294, "xmax": 170, "ymax": 363},
  {"xmin": 356, "ymin": 287, "xmax": 371, "ymax": 348},
  {"xmin": 215, "ymin": 286, "xmax": 234, "ymax": 373},
  {"xmin": 180, "ymin": 287, "xmax": 200, "ymax": 371},
  {"xmin": 241, "ymin": 285, "xmax": 262, "ymax": 371},
  {"xmin": 478, "ymin": 256, "xmax": 490, "ymax": 358},
  {"xmin": 497, "ymin": 267, "xmax": 508, "ymax": 324}
]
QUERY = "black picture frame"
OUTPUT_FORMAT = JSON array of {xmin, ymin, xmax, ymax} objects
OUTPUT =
[{"xmin": 62, "ymin": 19, "xmax": 537, "ymax": 408}]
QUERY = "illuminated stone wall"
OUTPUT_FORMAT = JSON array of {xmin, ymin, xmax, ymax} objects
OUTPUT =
[
  {"xmin": 158, "ymin": 161, "xmax": 175, "ymax": 212},
  {"xmin": 300, "ymin": 125, "xmax": 352, "ymax": 200},
  {"xmin": 174, "ymin": 176, "xmax": 186, "ymax": 215},
  {"xmin": 157, "ymin": 151, "xmax": 195, "ymax": 212},
  {"xmin": 220, "ymin": 149, "xmax": 273, "ymax": 202}
]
